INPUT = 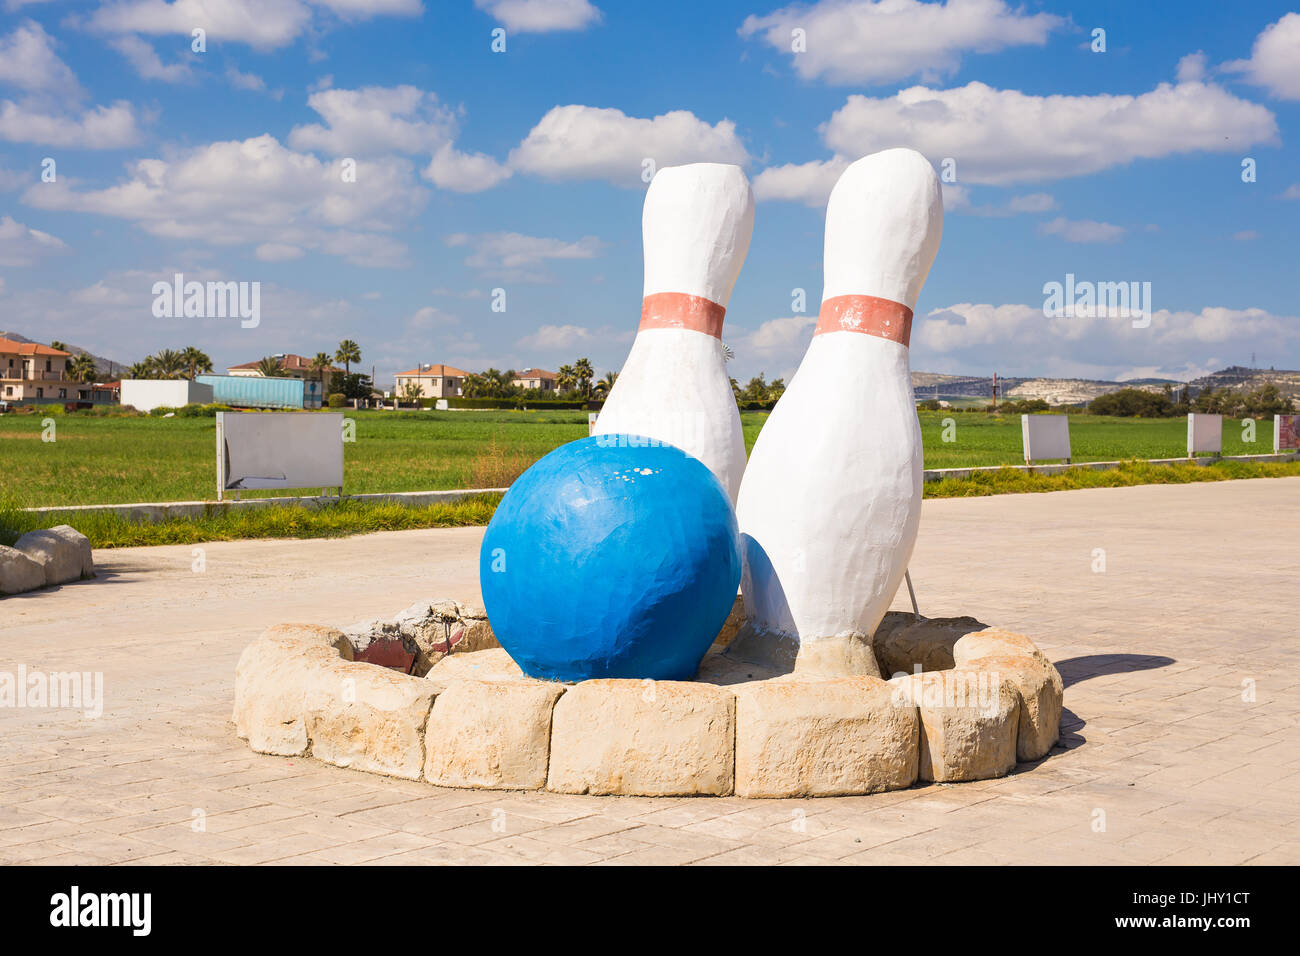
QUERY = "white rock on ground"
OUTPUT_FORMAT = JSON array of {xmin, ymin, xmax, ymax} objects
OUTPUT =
[
  {"xmin": 0, "ymin": 544, "xmax": 46, "ymax": 595},
  {"xmin": 47, "ymin": 525, "xmax": 94, "ymax": 579},
  {"xmin": 14, "ymin": 526, "xmax": 93, "ymax": 586}
]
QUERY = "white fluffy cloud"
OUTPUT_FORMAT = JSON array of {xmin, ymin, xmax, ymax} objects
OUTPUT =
[
  {"xmin": 0, "ymin": 99, "xmax": 141, "ymax": 148},
  {"xmin": 0, "ymin": 214, "xmax": 66, "ymax": 266},
  {"xmin": 823, "ymin": 80, "xmax": 1278, "ymax": 185},
  {"xmin": 226, "ymin": 66, "xmax": 270, "ymax": 93},
  {"xmin": 1038, "ymin": 217, "xmax": 1126, "ymax": 243},
  {"xmin": 510, "ymin": 105, "xmax": 749, "ymax": 186},
  {"xmin": 85, "ymin": 0, "xmax": 315, "ymax": 51},
  {"xmin": 914, "ymin": 301, "xmax": 1300, "ymax": 379},
  {"xmin": 737, "ymin": 315, "xmax": 816, "ymax": 362},
  {"xmin": 757, "ymin": 77, "xmax": 1278, "ymax": 202},
  {"xmin": 407, "ymin": 305, "xmax": 460, "ymax": 329},
  {"xmin": 739, "ymin": 0, "xmax": 1061, "ymax": 85},
  {"xmin": 475, "ymin": 0, "xmax": 601, "ymax": 33},
  {"xmin": 0, "ymin": 20, "xmax": 143, "ymax": 148},
  {"xmin": 0, "ymin": 20, "xmax": 80, "ymax": 97},
  {"xmin": 1223, "ymin": 13, "xmax": 1300, "ymax": 100},
  {"xmin": 290, "ymin": 85, "xmax": 510, "ymax": 192},
  {"xmin": 1, "ymin": 267, "xmax": 372, "ymax": 368},
  {"xmin": 516, "ymin": 323, "xmax": 595, "ymax": 351},
  {"xmin": 109, "ymin": 34, "xmax": 193, "ymax": 83},
  {"xmin": 315, "ymin": 0, "xmax": 422, "ymax": 17},
  {"xmin": 290, "ymin": 85, "xmax": 455, "ymax": 156},
  {"xmin": 23, "ymin": 134, "xmax": 423, "ymax": 266},
  {"xmin": 752, "ymin": 157, "xmax": 846, "ymax": 205},
  {"xmin": 84, "ymin": 0, "xmax": 421, "ymax": 51},
  {"xmin": 255, "ymin": 242, "xmax": 305, "ymax": 262},
  {"xmin": 446, "ymin": 231, "xmax": 604, "ymax": 281},
  {"xmin": 425, "ymin": 144, "xmax": 512, "ymax": 193}
]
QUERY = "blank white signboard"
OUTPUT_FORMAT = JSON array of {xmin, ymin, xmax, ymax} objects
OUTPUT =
[
  {"xmin": 1187, "ymin": 413, "xmax": 1222, "ymax": 456},
  {"xmin": 1022, "ymin": 414, "xmax": 1071, "ymax": 463},
  {"xmin": 217, "ymin": 412, "xmax": 344, "ymax": 499}
]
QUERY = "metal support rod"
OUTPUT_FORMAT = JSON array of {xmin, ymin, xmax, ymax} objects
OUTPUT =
[{"xmin": 904, "ymin": 569, "xmax": 920, "ymax": 621}]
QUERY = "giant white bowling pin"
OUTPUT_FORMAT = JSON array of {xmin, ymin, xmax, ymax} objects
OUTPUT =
[
  {"xmin": 732, "ymin": 148, "xmax": 942, "ymax": 676},
  {"xmin": 593, "ymin": 163, "xmax": 753, "ymax": 502}
]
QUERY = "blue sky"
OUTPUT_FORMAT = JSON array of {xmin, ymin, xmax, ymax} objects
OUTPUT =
[{"xmin": 0, "ymin": 0, "xmax": 1297, "ymax": 386}]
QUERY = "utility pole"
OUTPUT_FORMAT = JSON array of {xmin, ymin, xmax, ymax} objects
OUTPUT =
[{"xmin": 991, "ymin": 372, "xmax": 998, "ymax": 412}]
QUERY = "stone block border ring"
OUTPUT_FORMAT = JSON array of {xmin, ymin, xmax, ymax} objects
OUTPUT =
[{"xmin": 233, "ymin": 604, "xmax": 1064, "ymax": 799}]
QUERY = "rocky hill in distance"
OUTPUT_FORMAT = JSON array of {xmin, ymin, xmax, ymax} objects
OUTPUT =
[{"xmin": 912, "ymin": 366, "xmax": 1299, "ymax": 406}]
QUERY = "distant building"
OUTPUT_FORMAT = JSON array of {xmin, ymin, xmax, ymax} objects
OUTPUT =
[
  {"xmin": 0, "ymin": 337, "xmax": 76, "ymax": 403},
  {"xmin": 227, "ymin": 353, "xmax": 339, "ymax": 380},
  {"xmin": 394, "ymin": 364, "xmax": 468, "ymax": 399},
  {"xmin": 512, "ymin": 368, "xmax": 558, "ymax": 392}
]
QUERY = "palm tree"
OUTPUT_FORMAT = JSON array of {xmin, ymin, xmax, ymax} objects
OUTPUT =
[
  {"xmin": 256, "ymin": 356, "xmax": 285, "ymax": 377},
  {"xmin": 335, "ymin": 339, "xmax": 361, "ymax": 377},
  {"xmin": 152, "ymin": 349, "xmax": 187, "ymax": 379},
  {"xmin": 310, "ymin": 352, "xmax": 332, "ymax": 395},
  {"xmin": 556, "ymin": 364, "xmax": 576, "ymax": 395},
  {"xmin": 67, "ymin": 353, "xmax": 98, "ymax": 383},
  {"xmin": 181, "ymin": 346, "xmax": 212, "ymax": 381},
  {"xmin": 593, "ymin": 371, "xmax": 618, "ymax": 399},
  {"xmin": 573, "ymin": 357, "xmax": 594, "ymax": 399}
]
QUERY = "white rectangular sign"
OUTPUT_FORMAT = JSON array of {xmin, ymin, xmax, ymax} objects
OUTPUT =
[
  {"xmin": 216, "ymin": 412, "xmax": 343, "ymax": 499},
  {"xmin": 1022, "ymin": 414, "xmax": 1071, "ymax": 464},
  {"xmin": 1275, "ymin": 414, "xmax": 1299, "ymax": 453},
  {"xmin": 1187, "ymin": 413, "xmax": 1222, "ymax": 457}
]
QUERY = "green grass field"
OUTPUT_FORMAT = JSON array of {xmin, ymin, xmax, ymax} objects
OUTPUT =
[{"xmin": 0, "ymin": 408, "xmax": 1285, "ymax": 508}]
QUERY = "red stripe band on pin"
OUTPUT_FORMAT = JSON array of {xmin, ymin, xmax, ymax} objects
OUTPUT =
[
  {"xmin": 814, "ymin": 294, "xmax": 913, "ymax": 346},
  {"xmin": 639, "ymin": 292, "xmax": 727, "ymax": 338}
]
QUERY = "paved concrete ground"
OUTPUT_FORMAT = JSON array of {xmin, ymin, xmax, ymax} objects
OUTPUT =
[{"xmin": 2, "ymin": 479, "xmax": 1297, "ymax": 865}]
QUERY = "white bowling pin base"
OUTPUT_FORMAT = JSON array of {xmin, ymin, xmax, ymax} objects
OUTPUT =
[{"xmin": 724, "ymin": 623, "xmax": 883, "ymax": 678}]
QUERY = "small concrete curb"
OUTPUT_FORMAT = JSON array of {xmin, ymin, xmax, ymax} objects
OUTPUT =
[
  {"xmin": 923, "ymin": 452, "xmax": 1297, "ymax": 483},
  {"xmin": 24, "ymin": 488, "xmax": 509, "ymax": 524}
]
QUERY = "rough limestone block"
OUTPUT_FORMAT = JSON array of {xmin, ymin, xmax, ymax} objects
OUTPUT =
[
  {"xmin": 0, "ymin": 545, "xmax": 46, "ymax": 595},
  {"xmin": 233, "ymin": 640, "xmax": 339, "ymax": 756},
  {"xmin": 14, "ymin": 528, "xmax": 84, "ymax": 586},
  {"xmin": 303, "ymin": 661, "xmax": 436, "ymax": 780},
  {"xmin": 874, "ymin": 615, "xmax": 987, "ymax": 677},
  {"xmin": 712, "ymin": 594, "xmax": 746, "ymax": 648},
  {"xmin": 424, "ymin": 679, "xmax": 565, "ymax": 790},
  {"xmin": 953, "ymin": 627, "xmax": 1050, "ymax": 668},
  {"xmin": 734, "ymin": 677, "xmax": 918, "ymax": 797},
  {"xmin": 261, "ymin": 622, "xmax": 354, "ymax": 660},
  {"xmin": 897, "ymin": 668, "xmax": 1020, "ymax": 782},
  {"xmin": 965, "ymin": 655, "xmax": 1063, "ymax": 761},
  {"xmin": 388, "ymin": 599, "xmax": 500, "ymax": 674},
  {"xmin": 548, "ymin": 680, "xmax": 734, "ymax": 796},
  {"xmin": 425, "ymin": 647, "xmax": 524, "ymax": 691},
  {"xmin": 46, "ymin": 525, "xmax": 94, "ymax": 580}
]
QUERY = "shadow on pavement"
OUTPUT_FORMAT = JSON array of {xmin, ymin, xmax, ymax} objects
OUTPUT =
[{"xmin": 1054, "ymin": 653, "xmax": 1176, "ymax": 689}]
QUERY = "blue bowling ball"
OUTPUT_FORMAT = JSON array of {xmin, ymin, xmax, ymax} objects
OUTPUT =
[{"xmin": 480, "ymin": 434, "xmax": 741, "ymax": 682}]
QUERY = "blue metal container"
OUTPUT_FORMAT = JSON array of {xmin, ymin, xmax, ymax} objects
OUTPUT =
[{"xmin": 196, "ymin": 375, "xmax": 314, "ymax": 409}]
